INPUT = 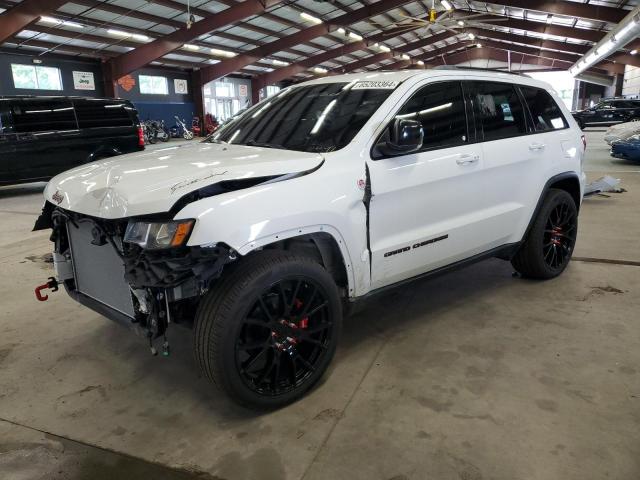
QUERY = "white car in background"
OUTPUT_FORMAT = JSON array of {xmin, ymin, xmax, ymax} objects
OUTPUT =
[{"xmin": 34, "ymin": 69, "xmax": 585, "ymax": 408}]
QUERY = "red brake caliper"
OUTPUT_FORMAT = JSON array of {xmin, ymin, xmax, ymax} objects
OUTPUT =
[
  {"xmin": 550, "ymin": 226, "xmax": 563, "ymax": 246},
  {"xmin": 294, "ymin": 299, "xmax": 309, "ymax": 329}
]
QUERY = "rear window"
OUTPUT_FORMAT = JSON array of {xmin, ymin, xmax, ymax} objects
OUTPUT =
[
  {"xmin": 11, "ymin": 99, "xmax": 77, "ymax": 133},
  {"xmin": 519, "ymin": 87, "xmax": 568, "ymax": 132},
  {"xmin": 74, "ymin": 100, "xmax": 135, "ymax": 129}
]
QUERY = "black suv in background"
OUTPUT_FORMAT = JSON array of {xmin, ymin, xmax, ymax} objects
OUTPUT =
[
  {"xmin": 0, "ymin": 97, "xmax": 144, "ymax": 185},
  {"xmin": 571, "ymin": 98, "xmax": 640, "ymax": 129}
]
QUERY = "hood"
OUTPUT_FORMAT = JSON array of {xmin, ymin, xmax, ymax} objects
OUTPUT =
[{"xmin": 45, "ymin": 141, "xmax": 323, "ymax": 219}]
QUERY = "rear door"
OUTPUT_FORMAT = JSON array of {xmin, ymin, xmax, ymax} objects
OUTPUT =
[
  {"xmin": 368, "ymin": 79, "xmax": 489, "ymax": 290},
  {"xmin": 465, "ymin": 80, "xmax": 542, "ymax": 248},
  {"xmin": 10, "ymin": 98, "xmax": 79, "ymax": 181}
]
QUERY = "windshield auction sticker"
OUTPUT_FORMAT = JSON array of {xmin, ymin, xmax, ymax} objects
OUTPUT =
[{"xmin": 351, "ymin": 80, "xmax": 399, "ymax": 90}]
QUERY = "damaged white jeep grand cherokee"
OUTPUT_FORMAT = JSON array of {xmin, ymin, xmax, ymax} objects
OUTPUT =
[{"xmin": 34, "ymin": 70, "xmax": 586, "ymax": 408}]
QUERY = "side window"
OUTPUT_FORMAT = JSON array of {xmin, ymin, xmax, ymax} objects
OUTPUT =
[
  {"xmin": 469, "ymin": 82, "xmax": 527, "ymax": 142},
  {"xmin": 394, "ymin": 81, "xmax": 468, "ymax": 151},
  {"xmin": 11, "ymin": 100, "xmax": 77, "ymax": 133},
  {"xmin": 519, "ymin": 87, "xmax": 568, "ymax": 132},
  {"xmin": 74, "ymin": 101, "xmax": 134, "ymax": 129}
]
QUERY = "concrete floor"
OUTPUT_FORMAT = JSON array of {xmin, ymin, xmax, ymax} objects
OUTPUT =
[{"xmin": 0, "ymin": 131, "xmax": 639, "ymax": 480}]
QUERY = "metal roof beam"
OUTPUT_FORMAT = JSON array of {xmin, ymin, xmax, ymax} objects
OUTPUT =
[
  {"xmin": 0, "ymin": 0, "xmax": 68, "ymax": 44},
  {"xmin": 479, "ymin": 0, "xmax": 625, "ymax": 24},
  {"xmin": 106, "ymin": 0, "xmax": 283, "ymax": 80},
  {"xmin": 197, "ymin": 0, "xmax": 417, "ymax": 86}
]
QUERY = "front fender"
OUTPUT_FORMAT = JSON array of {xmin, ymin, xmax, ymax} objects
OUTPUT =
[{"xmin": 174, "ymin": 159, "xmax": 371, "ymax": 297}]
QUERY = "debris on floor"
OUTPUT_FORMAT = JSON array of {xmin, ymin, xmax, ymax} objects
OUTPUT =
[{"xmin": 584, "ymin": 175, "xmax": 625, "ymax": 197}]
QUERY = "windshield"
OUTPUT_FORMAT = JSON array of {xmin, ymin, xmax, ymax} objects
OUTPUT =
[{"xmin": 211, "ymin": 81, "xmax": 397, "ymax": 153}]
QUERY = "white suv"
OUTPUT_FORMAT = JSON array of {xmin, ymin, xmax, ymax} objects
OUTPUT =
[{"xmin": 35, "ymin": 69, "xmax": 586, "ymax": 408}]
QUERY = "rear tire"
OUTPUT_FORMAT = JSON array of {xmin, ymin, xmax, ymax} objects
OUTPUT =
[
  {"xmin": 511, "ymin": 189, "xmax": 578, "ymax": 279},
  {"xmin": 194, "ymin": 251, "xmax": 342, "ymax": 409}
]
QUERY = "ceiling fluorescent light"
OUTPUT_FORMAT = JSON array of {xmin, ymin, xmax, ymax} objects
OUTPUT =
[
  {"xmin": 631, "ymin": 49, "xmax": 638, "ymax": 55},
  {"xmin": 183, "ymin": 44, "xmax": 200, "ymax": 51},
  {"xmin": 300, "ymin": 12, "xmax": 322, "ymax": 24},
  {"xmin": 401, "ymin": 54, "xmax": 410, "ymax": 60},
  {"xmin": 313, "ymin": 67, "xmax": 328, "ymax": 74},
  {"xmin": 476, "ymin": 43, "xmax": 482, "ymax": 48},
  {"xmin": 417, "ymin": 60, "xmax": 425, "ymax": 65},
  {"xmin": 132, "ymin": 34, "xmax": 149, "ymax": 42},
  {"xmin": 107, "ymin": 29, "xmax": 130, "ymax": 37},
  {"xmin": 379, "ymin": 44, "xmax": 391, "ymax": 52},
  {"xmin": 337, "ymin": 27, "xmax": 346, "ymax": 34},
  {"xmin": 41, "ymin": 16, "xmax": 83, "ymax": 28},
  {"xmin": 211, "ymin": 48, "xmax": 236, "ymax": 57},
  {"xmin": 441, "ymin": 0, "xmax": 453, "ymax": 11},
  {"xmin": 468, "ymin": 33, "xmax": 475, "ymax": 40},
  {"xmin": 348, "ymin": 32, "xmax": 363, "ymax": 41},
  {"xmin": 457, "ymin": 20, "xmax": 465, "ymax": 26},
  {"xmin": 272, "ymin": 59, "xmax": 289, "ymax": 66}
]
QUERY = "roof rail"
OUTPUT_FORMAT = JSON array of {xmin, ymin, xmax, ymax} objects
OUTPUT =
[{"xmin": 430, "ymin": 65, "xmax": 522, "ymax": 74}]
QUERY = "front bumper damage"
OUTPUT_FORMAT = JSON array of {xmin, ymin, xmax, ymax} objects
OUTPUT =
[{"xmin": 34, "ymin": 203, "xmax": 236, "ymax": 354}]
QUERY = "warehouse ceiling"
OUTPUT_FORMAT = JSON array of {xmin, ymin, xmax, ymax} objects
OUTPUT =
[{"xmin": 0, "ymin": 0, "xmax": 639, "ymax": 86}]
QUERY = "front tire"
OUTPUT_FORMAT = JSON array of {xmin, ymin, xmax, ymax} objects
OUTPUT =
[
  {"xmin": 194, "ymin": 251, "xmax": 342, "ymax": 409},
  {"xmin": 511, "ymin": 189, "xmax": 578, "ymax": 279}
]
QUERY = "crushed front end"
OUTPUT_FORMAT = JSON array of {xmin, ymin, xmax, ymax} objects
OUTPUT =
[{"xmin": 34, "ymin": 203, "xmax": 236, "ymax": 355}]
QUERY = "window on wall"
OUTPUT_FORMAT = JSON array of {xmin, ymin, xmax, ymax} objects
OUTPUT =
[
  {"xmin": 265, "ymin": 85, "xmax": 281, "ymax": 98},
  {"xmin": 139, "ymin": 75, "xmax": 168, "ymax": 95},
  {"xmin": 215, "ymin": 81, "xmax": 234, "ymax": 98},
  {"xmin": 11, "ymin": 64, "xmax": 63, "ymax": 90}
]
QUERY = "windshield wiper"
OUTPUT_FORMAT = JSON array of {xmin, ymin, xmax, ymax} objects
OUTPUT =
[{"xmin": 245, "ymin": 140, "xmax": 283, "ymax": 149}]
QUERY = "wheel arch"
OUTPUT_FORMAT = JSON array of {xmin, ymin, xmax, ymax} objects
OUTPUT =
[
  {"xmin": 237, "ymin": 226, "xmax": 356, "ymax": 298},
  {"xmin": 522, "ymin": 172, "xmax": 582, "ymax": 242}
]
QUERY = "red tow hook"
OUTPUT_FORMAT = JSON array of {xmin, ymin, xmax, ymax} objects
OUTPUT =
[{"xmin": 35, "ymin": 277, "xmax": 59, "ymax": 302}]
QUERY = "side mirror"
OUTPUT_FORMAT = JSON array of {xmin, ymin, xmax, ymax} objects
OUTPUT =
[{"xmin": 377, "ymin": 118, "xmax": 424, "ymax": 156}]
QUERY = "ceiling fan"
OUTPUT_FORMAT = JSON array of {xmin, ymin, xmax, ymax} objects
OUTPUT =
[{"xmin": 371, "ymin": 0, "xmax": 509, "ymax": 40}]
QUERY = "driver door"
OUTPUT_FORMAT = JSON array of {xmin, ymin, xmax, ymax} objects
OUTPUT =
[{"xmin": 367, "ymin": 80, "xmax": 488, "ymax": 290}]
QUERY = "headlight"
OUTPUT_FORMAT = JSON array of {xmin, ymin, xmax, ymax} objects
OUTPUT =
[{"xmin": 124, "ymin": 219, "xmax": 194, "ymax": 249}]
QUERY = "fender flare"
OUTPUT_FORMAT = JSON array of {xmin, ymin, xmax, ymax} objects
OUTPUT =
[
  {"xmin": 237, "ymin": 224, "xmax": 359, "ymax": 297},
  {"xmin": 523, "ymin": 171, "xmax": 581, "ymax": 241}
]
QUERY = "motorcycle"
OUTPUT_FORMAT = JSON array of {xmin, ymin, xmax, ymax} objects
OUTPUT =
[
  {"xmin": 173, "ymin": 116, "xmax": 194, "ymax": 140},
  {"xmin": 192, "ymin": 116, "xmax": 202, "ymax": 137},
  {"xmin": 143, "ymin": 119, "xmax": 170, "ymax": 144},
  {"xmin": 205, "ymin": 113, "xmax": 220, "ymax": 136}
]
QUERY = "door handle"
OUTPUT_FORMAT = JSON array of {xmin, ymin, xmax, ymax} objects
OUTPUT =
[
  {"xmin": 529, "ymin": 142, "xmax": 546, "ymax": 151},
  {"xmin": 456, "ymin": 153, "xmax": 479, "ymax": 166}
]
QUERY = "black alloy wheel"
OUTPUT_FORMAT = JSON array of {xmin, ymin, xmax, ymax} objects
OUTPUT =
[
  {"xmin": 235, "ymin": 276, "xmax": 334, "ymax": 396},
  {"xmin": 543, "ymin": 201, "xmax": 577, "ymax": 270},
  {"xmin": 511, "ymin": 188, "xmax": 578, "ymax": 279},
  {"xmin": 195, "ymin": 251, "xmax": 342, "ymax": 409}
]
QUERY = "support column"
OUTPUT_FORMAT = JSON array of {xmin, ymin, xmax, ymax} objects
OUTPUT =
[
  {"xmin": 191, "ymin": 70, "xmax": 205, "ymax": 136},
  {"xmin": 101, "ymin": 61, "xmax": 118, "ymax": 98}
]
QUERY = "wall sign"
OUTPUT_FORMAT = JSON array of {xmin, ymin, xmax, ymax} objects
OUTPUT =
[
  {"xmin": 174, "ymin": 79, "xmax": 188, "ymax": 94},
  {"xmin": 238, "ymin": 84, "xmax": 248, "ymax": 97},
  {"xmin": 72, "ymin": 71, "xmax": 95, "ymax": 90},
  {"xmin": 117, "ymin": 75, "xmax": 136, "ymax": 92}
]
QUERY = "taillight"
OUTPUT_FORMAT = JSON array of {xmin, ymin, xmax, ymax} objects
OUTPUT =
[
  {"xmin": 138, "ymin": 126, "xmax": 145, "ymax": 147},
  {"xmin": 581, "ymin": 134, "xmax": 587, "ymax": 151}
]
